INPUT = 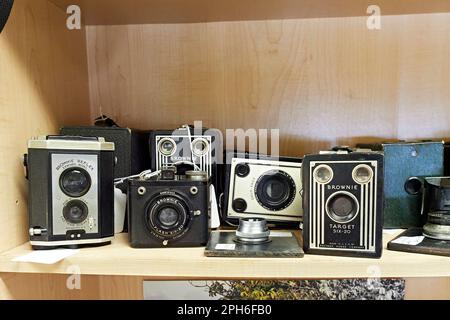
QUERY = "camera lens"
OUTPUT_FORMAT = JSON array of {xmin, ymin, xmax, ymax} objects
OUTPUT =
[
  {"xmin": 63, "ymin": 200, "xmax": 89, "ymax": 224},
  {"xmin": 60, "ymin": 168, "xmax": 91, "ymax": 197},
  {"xmin": 235, "ymin": 164, "xmax": 250, "ymax": 178},
  {"xmin": 232, "ymin": 198, "xmax": 248, "ymax": 213},
  {"xmin": 405, "ymin": 177, "xmax": 423, "ymax": 195},
  {"xmin": 255, "ymin": 170, "xmax": 296, "ymax": 211},
  {"xmin": 146, "ymin": 196, "xmax": 190, "ymax": 239},
  {"xmin": 158, "ymin": 138, "xmax": 177, "ymax": 157},
  {"xmin": 313, "ymin": 165, "xmax": 333, "ymax": 184},
  {"xmin": 352, "ymin": 165, "xmax": 373, "ymax": 184},
  {"xmin": 192, "ymin": 138, "xmax": 209, "ymax": 157},
  {"xmin": 157, "ymin": 207, "xmax": 180, "ymax": 228},
  {"xmin": 326, "ymin": 192, "xmax": 359, "ymax": 223}
]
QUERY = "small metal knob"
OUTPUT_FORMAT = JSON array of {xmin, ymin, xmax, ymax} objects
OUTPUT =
[
  {"xmin": 138, "ymin": 187, "xmax": 146, "ymax": 195},
  {"xmin": 29, "ymin": 228, "xmax": 47, "ymax": 236}
]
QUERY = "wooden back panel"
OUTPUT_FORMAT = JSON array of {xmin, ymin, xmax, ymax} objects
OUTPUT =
[
  {"xmin": 0, "ymin": 0, "xmax": 90, "ymax": 252},
  {"xmin": 86, "ymin": 13, "xmax": 450, "ymax": 157}
]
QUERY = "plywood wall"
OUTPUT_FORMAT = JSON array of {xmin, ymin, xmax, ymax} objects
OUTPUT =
[
  {"xmin": 86, "ymin": 13, "xmax": 450, "ymax": 157},
  {"xmin": 0, "ymin": 273, "xmax": 143, "ymax": 300},
  {"xmin": 1, "ymin": 273, "xmax": 449, "ymax": 300},
  {"xmin": 0, "ymin": 0, "xmax": 91, "ymax": 253}
]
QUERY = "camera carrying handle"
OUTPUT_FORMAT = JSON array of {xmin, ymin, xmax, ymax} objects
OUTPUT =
[{"xmin": 94, "ymin": 115, "xmax": 120, "ymax": 127}]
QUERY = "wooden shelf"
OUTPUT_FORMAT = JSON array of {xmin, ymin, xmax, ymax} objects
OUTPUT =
[
  {"xmin": 49, "ymin": 0, "xmax": 450, "ymax": 25},
  {"xmin": 0, "ymin": 231, "xmax": 449, "ymax": 279}
]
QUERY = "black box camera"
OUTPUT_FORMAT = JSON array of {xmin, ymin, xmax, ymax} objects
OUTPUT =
[
  {"xmin": 61, "ymin": 125, "xmax": 151, "ymax": 179},
  {"xmin": 128, "ymin": 170, "xmax": 210, "ymax": 248},
  {"xmin": 302, "ymin": 149, "xmax": 384, "ymax": 258},
  {"xmin": 25, "ymin": 136, "xmax": 115, "ymax": 249}
]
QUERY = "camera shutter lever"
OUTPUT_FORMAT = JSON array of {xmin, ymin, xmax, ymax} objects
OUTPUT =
[{"xmin": 194, "ymin": 210, "xmax": 201, "ymax": 216}]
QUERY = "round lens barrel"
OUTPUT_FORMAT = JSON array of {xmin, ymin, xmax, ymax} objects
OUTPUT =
[
  {"xmin": 60, "ymin": 168, "xmax": 91, "ymax": 197},
  {"xmin": 255, "ymin": 170, "xmax": 296, "ymax": 211},
  {"xmin": 63, "ymin": 200, "xmax": 89, "ymax": 224},
  {"xmin": 326, "ymin": 192, "xmax": 359, "ymax": 223}
]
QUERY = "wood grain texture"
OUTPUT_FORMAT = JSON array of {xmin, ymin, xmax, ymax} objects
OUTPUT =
[
  {"xmin": 49, "ymin": 0, "xmax": 450, "ymax": 25},
  {"xmin": 0, "ymin": 273, "xmax": 101, "ymax": 300},
  {"xmin": 97, "ymin": 275, "xmax": 143, "ymax": 300},
  {"xmin": 0, "ymin": 0, "xmax": 90, "ymax": 252},
  {"xmin": 0, "ymin": 273, "xmax": 144, "ymax": 300},
  {"xmin": 2, "ymin": 273, "xmax": 449, "ymax": 300},
  {"xmin": 1, "ymin": 232, "xmax": 450, "ymax": 279},
  {"xmin": 86, "ymin": 13, "xmax": 450, "ymax": 157},
  {"xmin": 405, "ymin": 277, "xmax": 450, "ymax": 300}
]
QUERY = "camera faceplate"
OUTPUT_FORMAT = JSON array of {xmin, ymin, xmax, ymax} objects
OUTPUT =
[
  {"xmin": 303, "ymin": 152, "xmax": 384, "ymax": 258},
  {"xmin": 308, "ymin": 160, "xmax": 378, "ymax": 253},
  {"xmin": 128, "ymin": 177, "xmax": 209, "ymax": 248},
  {"xmin": 51, "ymin": 153, "xmax": 99, "ymax": 236},
  {"xmin": 227, "ymin": 157, "xmax": 302, "ymax": 223},
  {"xmin": 155, "ymin": 135, "xmax": 213, "ymax": 176}
]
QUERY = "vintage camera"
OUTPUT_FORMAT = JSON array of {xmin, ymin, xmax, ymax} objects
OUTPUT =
[
  {"xmin": 223, "ymin": 152, "xmax": 303, "ymax": 226},
  {"xmin": 25, "ymin": 136, "xmax": 115, "ymax": 249},
  {"xmin": 62, "ymin": 122, "xmax": 152, "ymax": 233},
  {"xmin": 61, "ymin": 125, "xmax": 151, "ymax": 180},
  {"xmin": 128, "ymin": 168, "xmax": 210, "ymax": 248},
  {"xmin": 422, "ymin": 177, "xmax": 450, "ymax": 241},
  {"xmin": 358, "ymin": 141, "xmax": 444, "ymax": 228},
  {"xmin": 302, "ymin": 149, "xmax": 384, "ymax": 258},
  {"xmin": 149, "ymin": 125, "xmax": 223, "ymax": 192}
]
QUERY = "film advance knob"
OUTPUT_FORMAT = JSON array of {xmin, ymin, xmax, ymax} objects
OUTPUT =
[{"xmin": 29, "ymin": 228, "xmax": 47, "ymax": 236}]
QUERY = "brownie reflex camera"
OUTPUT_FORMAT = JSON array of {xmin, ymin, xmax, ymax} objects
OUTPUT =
[
  {"xmin": 302, "ymin": 148, "xmax": 384, "ymax": 258},
  {"xmin": 25, "ymin": 136, "xmax": 115, "ymax": 249},
  {"xmin": 128, "ymin": 168, "xmax": 210, "ymax": 248}
]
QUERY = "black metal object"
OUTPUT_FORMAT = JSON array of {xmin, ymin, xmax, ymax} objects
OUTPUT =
[
  {"xmin": 388, "ymin": 228, "xmax": 450, "ymax": 257},
  {"xmin": 128, "ymin": 174, "xmax": 210, "ymax": 248},
  {"xmin": 205, "ymin": 231, "xmax": 304, "ymax": 258},
  {"xmin": 0, "ymin": 0, "xmax": 14, "ymax": 34},
  {"xmin": 61, "ymin": 126, "xmax": 151, "ymax": 180},
  {"xmin": 302, "ymin": 150, "xmax": 384, "ymax": 258}
]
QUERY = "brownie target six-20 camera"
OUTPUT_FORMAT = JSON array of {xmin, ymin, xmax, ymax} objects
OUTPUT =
[{"xmin": 302, "ymin": 148, "xmax": 384, "ymax": 258}]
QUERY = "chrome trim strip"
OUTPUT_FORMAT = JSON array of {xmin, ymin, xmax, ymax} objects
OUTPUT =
[{"xmin": 30, "ymin": 237, "xmax": 114, "ymax": 246}]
